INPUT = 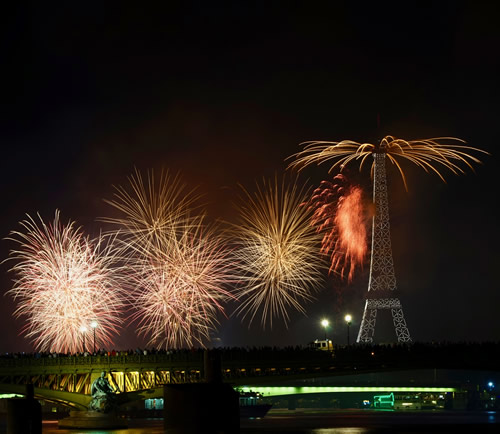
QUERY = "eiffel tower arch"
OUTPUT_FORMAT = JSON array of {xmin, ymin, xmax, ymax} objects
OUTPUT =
[{"xmin": 356, "ymin": 153, "xmax": 412, "ymax": 343}]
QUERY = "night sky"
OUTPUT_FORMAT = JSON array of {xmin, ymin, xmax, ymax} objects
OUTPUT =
[{"xmin": 1, "ymin": 2, "xmax": 499, "ymax": 353}]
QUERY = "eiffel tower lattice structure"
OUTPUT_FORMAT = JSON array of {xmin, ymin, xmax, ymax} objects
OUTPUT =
[{"xmin": 356, "ymin": 152, "xmax": 412, "ymax": 343}]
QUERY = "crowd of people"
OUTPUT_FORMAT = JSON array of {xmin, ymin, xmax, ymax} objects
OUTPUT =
[
  {"xmin": 0, "ymin": 341, "xmax": 498, "ymax": 366},
  {"xmin": 0, "ymin": 346, "xmax": 198, "ymax": 359}
]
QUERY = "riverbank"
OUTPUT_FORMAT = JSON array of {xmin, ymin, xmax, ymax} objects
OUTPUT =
[
  {"xmin": 241, "ymin": 408, "xmax": 500, "ymax": 433},
  {"xmin": 0, "ymin": 408, "xmax": 498, "ymax": 433}
]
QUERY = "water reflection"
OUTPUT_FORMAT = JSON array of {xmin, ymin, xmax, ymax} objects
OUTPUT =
[
  {"xmin": 42, "ymin": 419, "xmax": 165, "ymax": 434},
  {"xmin": 312, "ymin": 429, "xmax": 370, "ymax": 433},
  {"xmin": 36, "ymin": 411, "xmax": 500, "ymax": 434}
]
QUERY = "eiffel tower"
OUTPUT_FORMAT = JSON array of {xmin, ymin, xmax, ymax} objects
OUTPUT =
[{"xmin": 356, "ymin": 152, "xmax": 412, "ymax": 343}]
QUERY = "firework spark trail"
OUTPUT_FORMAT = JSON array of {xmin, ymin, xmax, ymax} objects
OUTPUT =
[
  {"xmin": 103, "ymin": 170, "xmax": 236, "ymax": 349},
  {"xmin": 101, "ymin": 168, "xmax": 202, "ymax": 255},
  {"xmin": 4, "ymin": 211, "xmax": 125, "ymax": 353},
  {"xmin": 288, "ymin": 136, "xmax": 489, "ymax": 189},
  {"xmin": 334, "ymin": 185, "xmax": 367, "ymax": 279},
  {"xmin": 232, "ymin": 176, "xmax": 326, "ymax": 328},
  {"xmin": 306, "ymin": 175, "xmax": 368, "ymax": 280}
]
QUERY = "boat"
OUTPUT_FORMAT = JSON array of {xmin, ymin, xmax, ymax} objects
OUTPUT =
[{"xmin": 239, "ymin": 391, "xmax": 272, "ymax": 418}]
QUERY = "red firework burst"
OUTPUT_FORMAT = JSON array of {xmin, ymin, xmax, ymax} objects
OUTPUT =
[{"xmin": 306, "ymin": 174, "xmax": 368, "ymax": 281}]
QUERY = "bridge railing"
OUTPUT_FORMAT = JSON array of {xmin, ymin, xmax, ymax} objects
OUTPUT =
[
  {"xmin": 1, "ymin": 342, "xmax": 499, "ymax": 373},
  {"xmin": 0, "ymin": 351, "xmax": 206, "ymax": 369}
]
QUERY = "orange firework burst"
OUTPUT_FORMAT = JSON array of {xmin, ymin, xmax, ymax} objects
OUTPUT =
[
  {"xmin": 334, "ymin": 184, "xmax": 367, "ymax": 279},
  {"xmin": 288, "ymin": 135, "xmax": 488, "ymax": 190},
  {"xmin": 305, "ymin": 175, "xmax": 368, "ymax": 280}
]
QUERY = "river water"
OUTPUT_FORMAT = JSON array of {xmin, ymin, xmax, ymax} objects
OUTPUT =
[{"xmin": 34, "ymin": 409, "xmax": 499, "ymax": 433}]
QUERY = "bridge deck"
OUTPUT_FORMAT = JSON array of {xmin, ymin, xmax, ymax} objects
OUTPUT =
[{"xmin": 0, "ymin": 343, "xmax": 497, "ymax": 406}]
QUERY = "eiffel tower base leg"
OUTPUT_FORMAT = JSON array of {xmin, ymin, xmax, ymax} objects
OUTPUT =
[{"xmin": 356, "ymin": 298, "xmax": 411, "ymax": 343}]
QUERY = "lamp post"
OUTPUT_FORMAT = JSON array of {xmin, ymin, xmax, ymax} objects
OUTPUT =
[
  {"xmin": 344, "ymin": 314, "xmax": 352, "ymax": 346},
  {"xmin": 321, "ymin": 319, "xmax": 329, "ymax": 340},
  {"xmin": 90, "ymin": 320, "xmax": 98, "ymax": 354},
  {"xmin": 80, "ymin": 325, "xmax": 88, "ymax": 354}
]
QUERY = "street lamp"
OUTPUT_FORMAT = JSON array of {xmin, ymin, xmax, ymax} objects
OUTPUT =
[
  {"xmin": 344, "ymin": 314, "xmax": 352, "ymax": 346},
  {"xmin": 80, "ymin": 325, "xmax": 88, "ymax": 354},
  {"xmin": 321, "ymin": 319, "xmax": 329, "ymax": 340},
  {"xmin": 90, "ymin": 320, "xmax": 98, "ymax": 354}
]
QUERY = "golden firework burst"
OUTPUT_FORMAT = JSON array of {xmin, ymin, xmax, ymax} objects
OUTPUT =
[
  {"xmin": 288, "ymin": 135, "xmax": 488, "ymax": 190},
  {"xmin": 231, "ymin": 176, "xmax": 326, "ymax": 328}
]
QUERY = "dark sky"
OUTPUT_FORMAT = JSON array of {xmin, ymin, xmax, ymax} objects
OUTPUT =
[{"xmin": 1, "ymin": 1, "xmax": 499, "ymax": 352}]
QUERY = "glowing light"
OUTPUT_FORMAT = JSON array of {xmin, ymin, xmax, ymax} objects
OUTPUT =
[
  {"xmin": 4, "ymin": 211, "xmax": 125, "ymax": 353},
  {"xmin": 238, "ymin": 386, "xmax": 457, "ymax": 397},
  {"xmin": 304, "ymin": 175, "xmax": 368, "ymax": 280},
  {"xmin": 288, "ymin": 135, "xmax": 489, "ymax": 190},
  {"xmin": 231, "ymin": 176, "xmax": 326, "ymax": 328},
  {"xmin": 321, "ymin": 319, "xmax": 329, "ymax": 328},
  {"xmin": 345, "ymin": 314, "xmax": 352, "ymax": 323},
  {"xmin": 103, "ymin": 170, "xmax": 236, "ymax": 349}
]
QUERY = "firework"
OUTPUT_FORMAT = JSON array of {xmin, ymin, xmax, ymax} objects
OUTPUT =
[
  {"xmin": 232, "ymin": 176, "xmax": 326, "ymax": 328},
  {"xmin": 103, "ymin": 169, "xmax": 235, "ymax": 348},
  {"xmin": 101, "ymin": 168, "xmax": 201, "ymax": 254},
  {"xmin": 4, "ymin": 211, "xmax": 125, "ymax": 353},
  {"xmin": 288, "ymin": 135, "xmax": 488, "ymax": 190},
  {"xmin": 128, "ymin": 221, "xmax": 236, "ymax": 348},
  {"xmin": 288, "ymin": 134, "xmax": 488, "ymax": 343},
  {"xmin": 305, "ymin": 175, "xmax": 368, "ymax": 280}
]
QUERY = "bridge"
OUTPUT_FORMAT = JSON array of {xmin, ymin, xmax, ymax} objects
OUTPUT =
[{"xmin": 0, "ymin": 342, "xmax": 498, "ymax": 409}]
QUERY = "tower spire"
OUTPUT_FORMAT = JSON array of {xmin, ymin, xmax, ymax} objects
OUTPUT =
[{"xmin": 356, "ymin": 153, "xmax": 411, "ymax": 343}]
